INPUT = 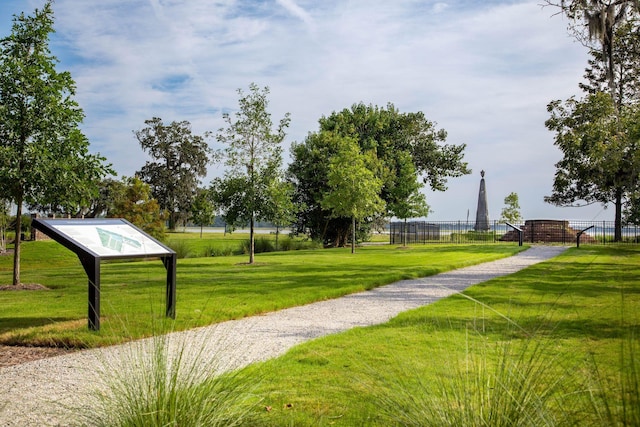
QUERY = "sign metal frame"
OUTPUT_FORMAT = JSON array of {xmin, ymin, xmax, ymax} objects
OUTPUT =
[{"xmin": 31, "ymin": 218, "xmax": 176, "ymax": 330}]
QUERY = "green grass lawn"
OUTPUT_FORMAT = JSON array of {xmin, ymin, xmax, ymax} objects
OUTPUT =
[
  {"xmin": 240, "ymin": 246, "xmax": 640, "ymax": 426},
  {"xmin": 3, "ymin": 238, "xmax": 638, "ymax": 426},
  {"xmin": 0, "ymin": 237, "xmax": 524, "ymax": 348}
]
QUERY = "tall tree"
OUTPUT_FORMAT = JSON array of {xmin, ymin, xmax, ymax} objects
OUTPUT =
[
  {"xmin": 212, "ymin": 83, "xmax": 290, "ymax": 264},
  {"xmin": 321, "ymin": 135, "xmax": 385, "ymax": 254},
  {"xmin": 545, "ymin": 5, "xmax": 640, "ymax": 237},
  {"xmin": 500, "ymin": 192, "xmax": 523, "ymax": 224},
  {"xmin": 545, "ymin": 92, "xmax": 640, "ymax": 239},
  {"xmin": 0, "ymin": 2, "xmax": 112, "ymax": 286},
  {"xmin": 289, "ymin": 103, "xmax": 468, "ymax": 245},
  {"xmin": 135, "ymin": 118, "xmax": 212, "ymax": 231}
]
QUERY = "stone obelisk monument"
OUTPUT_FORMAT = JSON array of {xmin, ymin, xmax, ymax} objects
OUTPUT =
[{"xmin": 474, "ymin": 170, "xmax": 490, "ymax": 231}]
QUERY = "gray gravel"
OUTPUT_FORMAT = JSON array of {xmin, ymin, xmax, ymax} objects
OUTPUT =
[{"xmin": 0, "ymin": 245, "xmax": 567, "ymax": 426}]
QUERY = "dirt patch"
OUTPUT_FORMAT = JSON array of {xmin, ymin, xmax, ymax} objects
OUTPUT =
[
  {"xmin": 0, "ymin": 283, "xmax": 49, "ymax": 291},
  {"xmin": 0, "ymin": 345, "xmax": 77, "ymax": 368}
]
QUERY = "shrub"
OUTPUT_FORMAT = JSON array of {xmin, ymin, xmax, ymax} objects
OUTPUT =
[
  {"xmin": 450, "ymin": 231, "xmax": 496, "ymax": 243},
  {"xmin": 205, "ymin": 244, "xmax": 237, "ymax": 257},
  {"xmin": 165, "ymin": 239, "xmax": 192, "ymax": 259},
  {"xmin": 239, "ymin": 237, "xmax": 275, "ymax": 254},
  {"xmin": 277, "ymin": 236, "xmax": 322, "ymax": 252}
]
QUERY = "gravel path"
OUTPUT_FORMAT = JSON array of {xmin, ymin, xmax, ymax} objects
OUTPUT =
[{"xmin": 0, "ymin": 245, "xmax": 567, "ymax": 426}]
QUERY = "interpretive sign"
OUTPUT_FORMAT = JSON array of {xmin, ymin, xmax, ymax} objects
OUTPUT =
[
  {"xmin": 31, "ymin": 218, "xmax": 176, "ymax": 331},
  {"xmin": 43, "ymin": 220, "xmax": 172, "ymax": 258}
]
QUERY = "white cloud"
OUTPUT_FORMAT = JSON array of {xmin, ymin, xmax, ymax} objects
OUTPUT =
[
  {"xmin": 276, "ymin": 0, "xmax": 316, "ymax": 32},
  {"xmin": 0, "ymin": 0, "xmax": 611, "ymax": 220}
]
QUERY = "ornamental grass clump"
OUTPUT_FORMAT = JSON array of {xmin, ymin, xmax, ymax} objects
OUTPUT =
[
  {"xmin": 373, "ymin": 332, "xmax": 568, "ymax": 427},
  {"xmin": 83, "ymin": 328, "xmax": 261, "ymax": 427}
]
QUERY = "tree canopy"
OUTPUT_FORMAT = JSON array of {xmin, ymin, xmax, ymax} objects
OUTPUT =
[
  {"xmin": 579, "ymin": 21, "xmax": 640, "ymax": 107},
  {"xmin": 0, "ymin": 2, "xmax": 112, "ymax": 285},
  {"xmin": 500, "ymin": 192, "xmax": 523, "ymax": 224},
  {"xmin": 545, "ymin": 0, "xmax": 640, "ymax": 99},
  {"xmin": 264, "ymin": 174, "xmax": 298, "ymax": 249},
  {"xmin": 211, "ymin": 83, "xmax": 290, "ymax": 264}
]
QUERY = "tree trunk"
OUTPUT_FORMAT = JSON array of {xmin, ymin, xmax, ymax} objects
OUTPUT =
[
  {"xmin": 12, "ymin": 197, "xmax": 23, "ymax": 286},
  {"xmin": 351, "ymin": 216, "xmax": 356, "ymax": 254},
  {"xmin": 403, "ymin": 218, "xmax": 407, "ymax": 246},
  {"xmin": 615, "ymin": 188, "xmax": 622, "ymax": 242},
  {"xmin": 168, "ymin": 212, "xmax": 177, "ymax": 231},
  {"xmin": 249, "ymin": 214, "xmax": 255, "ymax": 264},
  {"xmin": 275, "ymin": 224, "xmax": 279, "ymax": 251}
]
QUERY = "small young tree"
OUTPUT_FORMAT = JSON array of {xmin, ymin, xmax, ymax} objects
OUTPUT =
[
  {"xmin": 190, "ymin": 188, "xmax": 216, "ymax": 238},
  {"xmin": 0, "ymin": 3, "xmax": 112, "ymax": 286},
  {"xmin": 213, "ymin": 83, "xmax": 290, "ymax": 264},
  {"xmin": 387, "ymin": 151, "xmax": 431, "ymax": 246},
  {"xmin": 109, "ymin": 177, "xmax": 166, "ymax": 240},
  {"xmin": 321, "ymin": 135, "xmax": 385, "ymax": 254},
  {"xmin": 265, "ymin": 176, "xmax": 299, "ymax": 250},
  {"xmin": 500, "ymin": 192, "xmax": 523, "ymax": 224}
]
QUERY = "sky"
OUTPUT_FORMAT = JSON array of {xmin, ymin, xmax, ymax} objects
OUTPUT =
[{"xmin": 0, "ymin": 0, "xmax": 615, "ymax": 221}]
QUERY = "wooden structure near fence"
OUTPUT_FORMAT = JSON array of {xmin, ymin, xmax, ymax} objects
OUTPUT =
[{"xmin": 500, "ymin": 220, "xmax": 596, "ymax": 244}]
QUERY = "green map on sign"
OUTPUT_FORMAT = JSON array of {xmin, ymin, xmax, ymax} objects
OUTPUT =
[{"xmin": 97, "ymin": 227, "xmax": 142, "ymax": 252}]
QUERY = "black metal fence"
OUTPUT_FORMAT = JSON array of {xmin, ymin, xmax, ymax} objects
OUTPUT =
[{"xmin": 389, "ymin": 220, "xmax": 640, "ymax": 245}]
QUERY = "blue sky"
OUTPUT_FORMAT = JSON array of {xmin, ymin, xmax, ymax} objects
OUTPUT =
[{"xmin": 0, "ymin": 0, "xmax": 612, "ymax": 221}]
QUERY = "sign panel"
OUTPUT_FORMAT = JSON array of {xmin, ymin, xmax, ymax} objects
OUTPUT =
[{"xmin": 42, "ymin": 219, "xmax": 172, "ymax": 257}]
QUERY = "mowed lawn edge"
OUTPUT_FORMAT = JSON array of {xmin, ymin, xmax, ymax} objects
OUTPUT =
[
  {"xmin": 0, "ymin": 239, "xmax": 525, "ymax": 348},
  {"xmin": 237, "ymin": 245, "xmax": 640, "ymax": 426}
]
